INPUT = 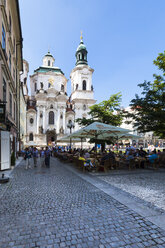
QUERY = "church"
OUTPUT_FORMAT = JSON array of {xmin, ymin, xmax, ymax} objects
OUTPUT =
[{"xmin": 25, "ymin": 35, "xmax": 96, "ymax": 147}]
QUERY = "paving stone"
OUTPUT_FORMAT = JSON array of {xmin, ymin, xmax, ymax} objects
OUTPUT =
[{"xmin": 0, "ymin": 158, "xmax": 165, "ymax": 248}]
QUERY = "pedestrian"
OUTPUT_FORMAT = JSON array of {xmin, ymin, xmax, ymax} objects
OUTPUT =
[
  {"xmin": 33, "ymin": 147, "xmax": 38, "ymax": 167},
  {"xmin": 40, "ymin": 148, "xmax": 45, "ymax": 167},
  {"xmin": 24, "ymin": 147, "xmax": 31, "ymax": 170},
  {"xmin": 45, "ymin": 146, "xmax": 50, "ymax": 168}
]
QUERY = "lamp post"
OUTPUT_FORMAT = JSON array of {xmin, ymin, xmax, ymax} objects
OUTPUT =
[{"xmin": 67, "ymin": 121, "xmax": 75, "ymax": 150}]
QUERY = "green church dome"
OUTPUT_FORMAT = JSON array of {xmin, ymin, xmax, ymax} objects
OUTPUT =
[{"xmin": 76, "ymin": 40, "xmax": 87, "ymax": 52}]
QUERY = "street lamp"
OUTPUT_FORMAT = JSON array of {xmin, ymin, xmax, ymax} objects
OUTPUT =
[{"xmin": 67, "ymin": 121, "xmax": 75, "ymax": 150}]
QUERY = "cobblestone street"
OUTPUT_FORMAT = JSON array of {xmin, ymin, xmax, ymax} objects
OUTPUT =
[{"xmin": 0, "ymin": 158, "xmax": 165, "ymax": 248}]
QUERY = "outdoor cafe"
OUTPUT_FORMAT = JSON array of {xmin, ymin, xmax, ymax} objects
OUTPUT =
[{"xmin": 56, "ymin": 122, "xmax": 165, "ymax": 173}]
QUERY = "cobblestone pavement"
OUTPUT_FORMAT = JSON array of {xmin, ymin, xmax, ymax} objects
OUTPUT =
[
  {"xmin": 97, "ymin": 169, "xmax": 165, "ymax": 212},
  {"xmin": 0, "ymin": 159, "xmax": 165, "ymax": 248}
]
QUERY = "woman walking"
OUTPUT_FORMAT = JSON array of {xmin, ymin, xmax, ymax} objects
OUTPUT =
[
  {"xmin": 24, "ymin": 148, "xmax": 31, "ymax": 170},
  {"xmin": 45, "ymin": 147, "xmax": 50, "ymax": 168}
]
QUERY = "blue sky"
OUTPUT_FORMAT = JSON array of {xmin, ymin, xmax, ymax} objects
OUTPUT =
[{"xmin": 19, "ymin": 0, "xmax": 165, "ymax": 107}]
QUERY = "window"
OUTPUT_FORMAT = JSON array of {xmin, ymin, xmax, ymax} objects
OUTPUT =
[
  {"xmin": 29, "ymin": 133, "xmax": 33, "ymax": 141},
  {"xmin": 48, "ymin": 82, "xmax": 51, "ymax": 88},
  {"xmin": 83, "ymin": 104, "xmax": 86, "ymax": 111},
  {"xmin": 78, "ymin": 54, "xmax": 81, "ymax": 60},
  {"xmin": 9, "ymin": 92, "xmax": 12, "ymax": 116},
  {"xmin": 82, "ymin": 80, "xmax": 86, "ymax": 90},
  {"xmin": 13, "ymin": 68, "xmax": 15, "ymax": 81},
  {"xmin": 34, "ymin": 82, "xmax": 37, "ymax": 91},
  {"xmin": 9, "ymin": 50, "xmax": 11, "ymax": 71},
  {"xmin": 13, "ymin": 38, "xmax": 15, "ymax": 54},
  {"xmin": 50, "ymin": 104, "xmax": 53, "ymax": 109},
  {"xmin": 60, "ymin": 114, "xmax": 63, "ymax": 119},
  {"xmin": 82, "ymin": 53, "xmax": 84, "ymax": 60},
  {"xmin": 3, "ymin": 78, "xmax": 6, "ymax": 102},
  {"xmin": 9, "ymin": 12, "xmax": 12, "ymax": 33},
  {"xmin": 2, "ymin": 23, "xmax": 6, "ymax": 51},
  {"xmin": 14, "ymin": 102, "xmax": 16, "ymax": 121},
  {"xmin": 49, "ymin": 111, "xmax": 54, "ymax": 124},
  {"xmin": 30, "ymin": 118, "xmax": 34, "ymax": 124},
  {"xmin": 48, "ymin": 60, "xmax": 50, "ymax": 66},
  {"xmin": 61, "ymin": 84, "xmax": 64, "ymax": 91}
]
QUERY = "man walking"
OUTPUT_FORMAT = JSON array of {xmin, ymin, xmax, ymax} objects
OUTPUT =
[
  {"xmin": 24, "ymin": 148, "xmax": 31, "ymax": 170},
  {"xmin": 33, "ymin": 147, "xmax": 38, "ymax": 167},
  {"xmin": 45, "ymin": 147, "xmax": 50, "ymax": 168}
]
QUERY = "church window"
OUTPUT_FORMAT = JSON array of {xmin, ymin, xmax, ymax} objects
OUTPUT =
[
  {"xmin": 82, "ymin": 53, "xmax": 84, "ymax": 60},
  {"xmin": 61, "ymin": 84, "xmax": 64, "ymax": 91},
  {"xmin": 49, "ymin": 111, "xmax": 54, "ymax": 124},
  {"xmin": 83, "ymin": 104, "xmax": 86, "ymax": 111},
  {"xmin": 50, "ymin": 104, "xmax": 53, "ymax": 109},
  {"xmin": 60, "ymin": 114, "xmax": 63, "ymax": 119},
  {"xmin": 48, "ymin": 60, "xmax": 50, "ymax": 66},
  {"xmin": 29, "ymin": 133, "xmax": 33, "ymax": 141},
  {"xmin": 91, "ymin": 85, "xmax": 93, "ymax": 91},
  {"xmin": 76, "ymin": 84, "xmax": 78, "ymax": 90},
  {"xmin": 82, "ymin": 80, "xmax": 86, "ymax": 90},
  {"xmin": 78, "ymin": 54, "xmax": 81, "ymax": 60},
  {"xmin": 30, "ymin": 118, "xmax": 34, "ymax": 124},
  {"xmin": 34, "ymin": 82, "xmax": 37, "ymax": 91}
]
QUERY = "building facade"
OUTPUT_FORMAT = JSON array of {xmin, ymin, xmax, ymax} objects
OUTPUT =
[
  {"xmin": 25, "ymin": 36, "xmax": 96, "ymax": 147},
  {"xmin": 0, "ymin": 0, "xmax": 23, "ymax": 167}
]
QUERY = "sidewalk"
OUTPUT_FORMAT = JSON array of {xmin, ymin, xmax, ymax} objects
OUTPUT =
[{"xmin": 0, "ymin": 156, "xmax": 23, "ymax": 178}]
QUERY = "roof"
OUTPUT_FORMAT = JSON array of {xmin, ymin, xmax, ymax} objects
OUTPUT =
[
  {"xmin": 34, "ymin": 66, "xmax": 64, "ymax": 75},
  {"xmin": 76, "ymin": 40, "xmax": 87, "ymax": 52}
]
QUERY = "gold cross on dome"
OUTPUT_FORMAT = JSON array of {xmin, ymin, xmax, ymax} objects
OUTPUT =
[{"xmin": 80, "ymin": 30, "xmax": 83, "ymax": 40}]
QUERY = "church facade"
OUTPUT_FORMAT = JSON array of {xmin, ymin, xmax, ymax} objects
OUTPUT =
[{"xmin": 25, "ymin": 37, "xmax": 96, "ymax": 147}]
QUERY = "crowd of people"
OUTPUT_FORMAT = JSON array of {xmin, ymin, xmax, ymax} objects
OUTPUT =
[
  {"xmin": 23, "ymin": 147, "xmax": 52, "ymax": 170},
  {"xmin": 22, "ymin": 145, "xmax": 165, "ymax": 171}
]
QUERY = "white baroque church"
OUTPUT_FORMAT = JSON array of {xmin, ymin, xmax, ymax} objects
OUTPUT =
[{"xmin": 25, "ymin": 36, "xmax": 96, "ymax": 146}]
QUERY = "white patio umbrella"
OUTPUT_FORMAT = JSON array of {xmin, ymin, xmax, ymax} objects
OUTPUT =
[{"xmin": 68, "ymin": 122, "xmax": 131, "ymax": 150}]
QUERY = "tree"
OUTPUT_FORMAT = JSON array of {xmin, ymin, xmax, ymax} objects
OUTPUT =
[
  {"xmin": 76, "ymin": 93, "xmax": 123, "ymax": 149},
  {"xmin": 124, "ymin": 52, "xmax": 165, "ymax": 138},
  {"xmin": 76, "ymin": 93, "xmax": 123, "ymax": 127}
]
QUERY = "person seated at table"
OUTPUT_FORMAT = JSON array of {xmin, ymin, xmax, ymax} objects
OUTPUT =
[
  {"xmin": 139, "ymin": 147, "xmax": 147, "ymax": 157},
  {"xmin": 126, "ymin": 150, "xmax": 134, "ymax": 161},
  {"xmin": 84, "ymin": 150, "xmax": 90, "ymax": 160},
  {"xmin": 118, "ymin": 150, "xmax": 124, "ymax": 158},
  {"xmin": 100, "ymin": 150, "xmax": 115, "ymax": 165},
  {"xmin": 159, "ymin": 149, "xmax": 165, "ymax": 165},
  {"xmin": 149, "ymin": 151, "xmax": 158, "ymax": 164}
]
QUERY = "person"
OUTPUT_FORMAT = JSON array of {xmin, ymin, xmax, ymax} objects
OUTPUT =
[
  {"xmin": 45, "ymin": 147, "xmax": 50, "ymax": 168},
  {"xmin": 84, "ymin": 151, "xmax": 90, "ymax": 160},
  {"xmin": 40, "ymin": 148, "xmax": 45, "ymax": 167},
  {"xmin": 149, "ymin": 151, "xmax": 158, "ymax": 164},
  {"xmin": 33, "ymin": 147, "xmax": 38, "ymax": 167},
  {"xmin": 100, "ymin": 150, "xmax": 115, "ymax": 165},
  {"xmin": 24, "ymin": 148, "xmax": 32, "ymax": 170}
]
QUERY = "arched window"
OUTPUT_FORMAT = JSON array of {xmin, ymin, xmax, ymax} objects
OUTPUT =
[
  {"xmin": 82, "ymin": 53, "xmax": 84, "ymax": 60},
  {"xmin": 61, "ymin": 84, "xmax": 64, "ymax": 91},
  {"xmin": 79, "ymin": 54, "xmax": 81, "ymax": 60},
  {"xmin": 29, "ymin": 133, "xmax": 33, "ymax": 141},
  {"xmin": 50, "ymin": 104, "xmax": 53, "ymax": 109},
  {"xmin": 48, "ymin": 60, "xmax": 50, "ymax": 66},
  {"xmin": 82, "ymin": 80, "xmax": 86, "ymax": 90},
  {"xmin": 49, "ymin": 111, "xmax": 54, "ymax": 124}
]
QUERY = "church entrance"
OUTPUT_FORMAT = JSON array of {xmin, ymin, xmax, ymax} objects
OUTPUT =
[{"xmin": 46, "ymin": 129, "xmax": 57, "ymax": 145}]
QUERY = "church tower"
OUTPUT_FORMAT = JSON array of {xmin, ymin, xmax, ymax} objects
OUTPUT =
[{"xmin": 70, "ymin": 33, "xmax": 96, "ymax": 130}]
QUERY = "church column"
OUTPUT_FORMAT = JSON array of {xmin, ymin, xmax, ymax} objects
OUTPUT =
[
  {"xmin": 36, "ymin": 107, "xmax": 40, "ymax": 134},
  {"xmin": 63, "ymin": 108, "xmax": 66, "ymax": 133},
  {"xmin": 56, "ymin": 107, "xmax": 60, "ymax": 133},
  {"xmin": 43, "ymin": 107, "xmax": 46, "ymax": 132}
]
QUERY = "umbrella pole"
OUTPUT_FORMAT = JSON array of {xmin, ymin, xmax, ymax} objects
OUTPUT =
[{"xmin": 81, "ymin": 138, "xmax": 83, "ymax": 150}]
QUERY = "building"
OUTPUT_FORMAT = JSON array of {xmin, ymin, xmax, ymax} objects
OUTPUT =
[
  {"xmin": 25, "ymin": 35, "xmax": 96, "ymax": 147},
  {"xmin": 20, "ymin": 59, "xmax": 29, "ymax": 148},
  {"xmin": 0, "ymin": 0, "xmax": 23, "ymax": 170}
]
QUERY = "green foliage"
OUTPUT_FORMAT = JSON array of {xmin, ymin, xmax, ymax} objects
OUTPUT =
[
  {"xmin": 124, "ymin": 52, "xmax": 165, "ymax": 138},
  {"xmin": 76, "ymin": 93, "xmax": 123, "ymax": 127},
  {"xmin": 11, "ymin": 152, "xmax": 16, "ymax": 166}
]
